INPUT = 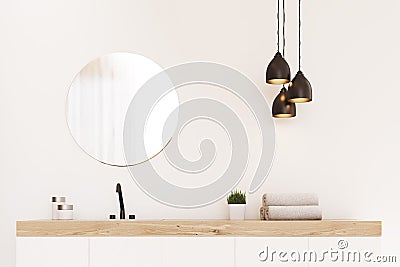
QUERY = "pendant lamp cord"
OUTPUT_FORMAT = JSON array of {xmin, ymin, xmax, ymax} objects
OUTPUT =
[
  {"xmin": 277, "ymin": 0, "xmax": 280, "ymax": 52},
  {"xmin": 298, "ymin": 0, "xmax": 302, "ymax": 70},
  {"xmin": 283, "ymin": 0, "xmax": 285, "ymax": 57}
]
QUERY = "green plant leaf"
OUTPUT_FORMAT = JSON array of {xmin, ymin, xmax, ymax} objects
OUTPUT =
[{"xmin": 227, "ymin": 190, "xmax": 246, "ymax": 204}]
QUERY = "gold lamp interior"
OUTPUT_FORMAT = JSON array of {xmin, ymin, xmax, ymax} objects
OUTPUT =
[
  {"xmin": 273, "ymin": 113, "xmax": 294, "ymax": 118},
  {"xmin": 267, "ymin": 78, "xmax": 289, "ymax": 85},
  {"xmin": 288, "ymin": 97, "xmax": 311, "ymax": 103}
]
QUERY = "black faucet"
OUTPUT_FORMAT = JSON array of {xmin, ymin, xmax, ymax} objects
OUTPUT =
[{"xmin": 116, "ymin": 183, "xmax": 125, "ymax": 219}]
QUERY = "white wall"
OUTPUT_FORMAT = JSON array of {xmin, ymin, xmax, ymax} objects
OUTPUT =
[{"xmin": 1, "ymin": 0, "xmax": 400, "ymax": 266}]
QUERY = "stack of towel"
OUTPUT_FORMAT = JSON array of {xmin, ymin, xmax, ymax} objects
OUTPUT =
[{"xmin": 259, "ymin": 193, "xmax": 322, "ymax": 220}]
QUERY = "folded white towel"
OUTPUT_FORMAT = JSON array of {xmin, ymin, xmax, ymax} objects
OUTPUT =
[
  {"xmin": 262, "ymin": 193, "xmax": 319, "ymax": 206},
  {"xmin": 266, "ymin": 205, "xmax": 322, "ymax": 220},
  {"xmin": 259, "ymin": 206, "xmax": 267, "ymax": 220}
]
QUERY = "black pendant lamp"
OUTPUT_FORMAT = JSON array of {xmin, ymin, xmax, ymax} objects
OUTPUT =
[
  {"xmin": 287, "ymin": 0, "xmax": 312, "ymax": 103},
  {"xmin": 271, "ymin": 0, "xmax": 295, "ymax": 118},
  {"xmin": 272, "ymin": 87, "xmax": 296, "ymax": 118},
  {"xmin": 266, "ymin": 0, "xmax": 291, "ymax": 84}
]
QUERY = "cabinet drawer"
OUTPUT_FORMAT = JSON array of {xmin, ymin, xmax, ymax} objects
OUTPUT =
[
  {"xmin": 235, "ymin": 237, "xmax": 308, "ymax": 267},
  {"xmin": 163, "ymin": 237, "xmax": 234, "ymax": 267},
  {"xmin": 89, "ymin": 237, "xmax": 163, "ymax": 267},
  {"xmin": 16, "ymin": 237, "xmax": 88, "ymax": 267},
  {"xmin": 308, "ymin": 237, "xmax": 381, "ymax": 267}
]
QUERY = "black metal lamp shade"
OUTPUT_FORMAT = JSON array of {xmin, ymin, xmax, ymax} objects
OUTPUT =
[
  {"xmin": 266, "ymin": 52, "xmax": 291, "ymax": 85},
  {"xmin": 272, "ymin": 87, "xmax": 296, "ymax": 118},
  {"xmin": 287, "ymin": 70, "xmax": 312, "ymax": 103}
]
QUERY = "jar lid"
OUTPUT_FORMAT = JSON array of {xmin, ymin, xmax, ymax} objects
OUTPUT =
[
  {"xmin": 57, "ymin": 204, "xmax": 73, "ymax": 210},
  {"xmin": 52, "ymin": 196, "xmax": 66, "ymax": 203}
]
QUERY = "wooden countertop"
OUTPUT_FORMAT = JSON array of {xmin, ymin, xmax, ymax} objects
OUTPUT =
[{"xmin": 16, "ymin": 220, "xmax": 382, "ymax": 237}]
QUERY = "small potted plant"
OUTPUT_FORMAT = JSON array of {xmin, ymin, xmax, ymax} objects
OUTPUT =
[{"xmin": 227, "ymin": 190, "xmax": 246, "ymax": 220}]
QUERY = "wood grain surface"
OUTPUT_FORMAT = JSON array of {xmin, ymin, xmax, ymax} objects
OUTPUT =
[{"xmin": 16, "ymin": 220, "xmax": 382, "ymax": 237}]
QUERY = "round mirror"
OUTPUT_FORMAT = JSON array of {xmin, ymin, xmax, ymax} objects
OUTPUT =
[{"xmin": 66, "ymin": 53, "xmax": 179, "ymax": 166}]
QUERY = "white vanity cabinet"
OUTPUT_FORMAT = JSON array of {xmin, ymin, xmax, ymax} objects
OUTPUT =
[
  {"xmin": 16, "ymin": 236, "xmax": 381, "ymax": 267},
  {"xmin": 234, "ymin": 237, "xmax": 381, "ymax": 267},
  {"xmin": 161, "ymin": 237, "xmax": 234, "ymax": 267},
  {"xmin": 89, "ymin": 237, "xmax": 163, "ymax": 267},
  {"xmin": 17, "ymin": 237, "xmax": 234, "ymax": 267},
  {"xmin": 16, "ymin": 237, "xmax": 89, "ymax": 267},
  {"xmin": 308, "ymin": 237, "xmax": 382, "ymax": 267},
  {"xmin": 89, "ymin": 237, "xmax": 234, "ymax": 267},
  {"xmin": 235, "ymin": 237, "xmax": 309, "ymax": 267}
]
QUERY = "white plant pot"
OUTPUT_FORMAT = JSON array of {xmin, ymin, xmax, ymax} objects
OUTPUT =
[{"xmin": 228, "ymin": 204, "xmax": 246, "ymax": 220}]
